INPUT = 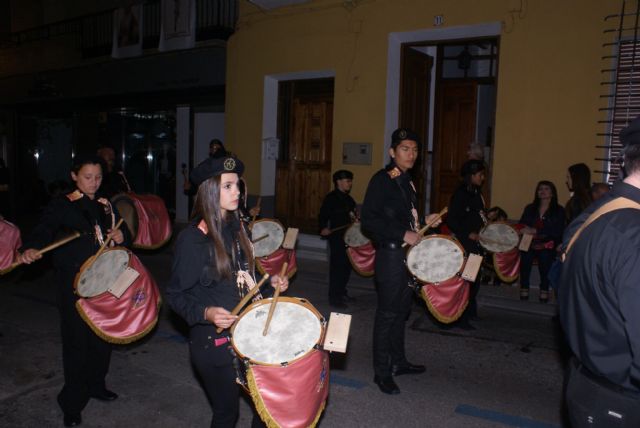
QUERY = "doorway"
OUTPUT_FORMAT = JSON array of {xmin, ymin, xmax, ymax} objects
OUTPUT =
[
  {"xmin": 399, "ymin": 37, "xmax": 498, "ymax": 214},
  {"xmin": 275, "ymin": 78, "xmax": 334, "ymax": 233}
]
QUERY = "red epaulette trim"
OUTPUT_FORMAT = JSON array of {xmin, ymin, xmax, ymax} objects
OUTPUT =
[{"xmin": 66, "ymin": 190, "xmax": 83, "ymax": 201}]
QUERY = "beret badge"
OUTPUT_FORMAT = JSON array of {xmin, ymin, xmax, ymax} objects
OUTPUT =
[{"xmin": 223, "ymin": 158, "xmax": 236, "ymax": 171}]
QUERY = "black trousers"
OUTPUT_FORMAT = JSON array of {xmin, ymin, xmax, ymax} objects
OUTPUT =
[
  {"xmin": 56, "ymin": 269, "xmax": 112, "ymax": 415},
  {"xmin": 189, "ymin": 326, "xmax": 265, "ymax": 428},
  {"xmin": 328, "ymin": 234, "xmax": 352, "ymax": 301},
  {"xmin": 566, "ymin": 359, "xmax": 640, "ymax": 427},
  {"xmin": 372, "ymin": 246, "xmax": 414, "ymax": 378}
]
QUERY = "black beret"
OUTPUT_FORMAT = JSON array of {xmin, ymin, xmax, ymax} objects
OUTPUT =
[
  {"xmin": 391, "ymin": 128, "xmax": 420, "ymax": 148},
  {"xmin": 460, "ymin": 159, "xmax": 486, "ymax": 177},
  {"xmin": 190, "ymin": 155, "xmax": 244, "ymax": 187},
  {"xmin": 619, "ymin": 116, "xmax": 640, "ymax": 147},
  {"xmin": 332, "ymin": 169, "xmax": 353, "ymax": 181}
]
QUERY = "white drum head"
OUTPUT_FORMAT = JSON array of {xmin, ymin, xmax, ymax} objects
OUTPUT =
[
  {"xmin": 344, "ymin": 223, "xmax": 370, "ymax": 247},
  {"xmin": 479, "ymin": 223, "xmax": 519, "ymax": 253},
  {"xmin": 406, "ymin": 235, "xmax": 464, "ymax": 283},
  {"xmin": 252, "ymin": 220, "xmax": 284, "ymax": 257},
  {"xmin": 232, "ymin": 298, "xmax": 323, "ymax": 365},
  {"xmin": 76, "ymin": 249, "xmax": 130, "ymax": 297}
]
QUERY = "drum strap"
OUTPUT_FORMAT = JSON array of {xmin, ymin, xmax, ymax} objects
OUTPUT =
[{"xmin": 214, "ymin": 336, "xmax": 230, "ymax": 347}]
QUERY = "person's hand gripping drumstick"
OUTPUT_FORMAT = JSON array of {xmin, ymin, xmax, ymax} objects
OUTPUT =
[
  {"xmin": 402, "ymin": 207, "xmax": 448, "ymax": 248},
  {"xmin": 213, "ymin": 274, "xmax": 270, "ymax": 334},
  {"xmin": 14, "ymin": 231, "xmax": 82, "ymax": 267}
]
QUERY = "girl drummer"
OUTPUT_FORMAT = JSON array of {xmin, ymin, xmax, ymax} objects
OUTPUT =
[
  {"xmin": 166, "ymin": 155, "xmax": 288, "ymax": 427},
  {"xmin": 17, "ymin": 154, "xmax": 130, "ymax": 427}
]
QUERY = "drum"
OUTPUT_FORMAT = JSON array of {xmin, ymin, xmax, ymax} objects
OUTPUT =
[
  {"xmin": 74, "ymin": 248, "xmax": 130, "ymax": 297},
  {"xmin": 74, "ymin": 247, "xmax": 161, "ymax": 344},
  {"xmin": 343, "ymin": 222, "xmax": 370, "ymax": 247},
  {"xmin": 0, "ymin": 219, "xmax": 21, "ymax": 275},
  {"xmin": 232, "ymin": 297, "xmax": 329, "ymax": 428},
  {"xmin": 111, "ymin": 193, "xmax": 172, "ymax": 249},
  {"xmin": 406, "ymin": 234, "xmax": 465, "ymax": 284},
  {"xmin": 251, "ymin": 219, "xmax": 284, "ymax": 258},
  {"xmin": 479, "ymin": 222, "xmax": 519, "ymax": 253}
]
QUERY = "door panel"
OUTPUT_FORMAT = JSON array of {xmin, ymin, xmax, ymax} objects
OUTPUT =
[
  {"xmin": 399, "ymin": 46, "xmax": 433, "ymax": 215},
  {"xmin": 276, "ymin": 94, "xmax": 333, "ymax": 233},
  {"xmin": 432, "ymin": 81, "xmax": 478, "ymax": 211}
]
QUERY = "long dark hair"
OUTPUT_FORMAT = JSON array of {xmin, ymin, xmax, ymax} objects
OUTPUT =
[
  {"xmin": 193, "ymin": 175, "xmax": 254, "ymax": 279},
  {"xmin": 567, "ymin": 163, "xmax": 592, "ymax": 220},
  {"xmin": 532, "ymin": 180, "xmax": 559, "ymax": 212}
]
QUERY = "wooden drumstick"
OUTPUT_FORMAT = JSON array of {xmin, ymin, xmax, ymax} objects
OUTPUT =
[
  {"xmin": 216, "ymin": 273, "xmax": 270, "ymax": 334},
  {"xmin": 95, "ymin": 218, "xmax": 125, "ymax": 259},
  {"xmin": 402, "ymin": 207, "xmax": 448, "ymax": 248},
  {"xmin": 328, "ymin": 223, "xmax": 350, "ymax": 234},
  {"xmin": 7, "ymin": 231, "xmax": 81, "ymax": 271},
  {"xmin": 262, "ymin": 261, "xmax": 288, "ymax": 336},
  {"xmin": 252, "ymin": 233, "xmax": 269, "ymax": 244}
]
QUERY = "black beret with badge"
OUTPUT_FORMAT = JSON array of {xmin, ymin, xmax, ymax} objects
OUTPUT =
[
  {"xmin": 190, "ymin": 155, "xmax": 245, "ymax": 187},
  {"xmin": 619, "ymin": 116, "xmax": 640, "ymax": 147},
  {"xmin": 391, "ymin": 127, "xmax": 420, "ymax": 148}
]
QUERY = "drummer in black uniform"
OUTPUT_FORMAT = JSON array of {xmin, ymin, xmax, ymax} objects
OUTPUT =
[
  {"xmin": 361, "ymin": 128, "xmax": 441, "ymax": 395},
  {"xmin": 319, "ymin": 169, "xmax": 357, "ymax": 308},
  {"xmin": 447, "ymin": 159, "xmax": 487, "ymax": 329},
  {"xmin": 17, "ymin": 154, "xmax": 131, "ymax": 427},
  {"xmin": 165, "ymin": 155, "xmax": 288, "ymax": 427}
]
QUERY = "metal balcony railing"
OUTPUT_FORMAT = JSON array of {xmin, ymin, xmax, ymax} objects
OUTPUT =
[{"xmin": 6, "ymin": 0, "xmax": 238, "ymax": 58}]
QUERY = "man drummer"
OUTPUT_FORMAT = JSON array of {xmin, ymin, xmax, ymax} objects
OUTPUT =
[
  {"xmin": 361, "ymin": 128, "xmax": 442, "ymax": 395},
  {"xmin": 319, "ymin": 169, "xmax": 357, "ymax": 308}
]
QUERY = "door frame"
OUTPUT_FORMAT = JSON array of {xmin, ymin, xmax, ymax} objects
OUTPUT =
[{"xmin": 384, "ymin": 22, "xmax": 501, "ymax": 167}]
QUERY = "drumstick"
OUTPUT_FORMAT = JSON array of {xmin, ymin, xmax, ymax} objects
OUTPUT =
[
  {"xmin": 216, "ymin": 273, "xmax": 270, "ymax": 334},
  {"xmin": 95, "ymin": 218, "xmax": 125, "ymax": 259},
  {"xmin": 252, "ymin": 234, "xmax": 269, "ymax": 244},
  {"xmin": 7, "ymin": 231, "xmax": 81, "ymax": 270},
  {"xmin": 328, "ymin": 223, "xmax": 350, "ymax": 234},
  {"xmin": 262, "ymin": 261, "xmax": 288, "ymax": 336},
  {"xmin": 251, "ymin": 196, "xmax": 262, "ymax": 223},
  {"xmin": 402, "ymin": 207, "xmax": 448, "ymax": 248}
]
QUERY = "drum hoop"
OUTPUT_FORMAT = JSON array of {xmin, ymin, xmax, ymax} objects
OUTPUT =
[
  {"xmin": 479, "ymin": 222, "xmax": 519, "ymax": 252},
  {"xmin": 231, "ymin": 296, "xmax": 325, "ymax": 366},
  {"xmin": 74, "ymin": 246, "xmax": 132, "ymax": 298},
  {"xmin": 406, "ymin": 234, "xmax": 465, "ymax": 283}
]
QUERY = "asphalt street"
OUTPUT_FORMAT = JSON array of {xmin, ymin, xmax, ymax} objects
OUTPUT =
[{"xmin": 0, "ymin": 237, "xmax": 568, "ymax": 428}]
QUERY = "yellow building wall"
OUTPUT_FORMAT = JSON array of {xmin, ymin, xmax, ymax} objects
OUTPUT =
[{"xmin": 226, "ymin": 0, "xmax": 612, "ymax": 218}]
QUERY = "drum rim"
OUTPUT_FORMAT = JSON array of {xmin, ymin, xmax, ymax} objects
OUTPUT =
[
  {"xmin": 479, "ymin": 221, "xmax": 519, "ymax": 252},
  {"xmin": 74, "ymin": 246, "xmax": 132, "ymax": 298},
  {"xmin": 111, "ymin": 193, "xmax": 139, "ymax": 238},
  {"xmin": 406, "ymin": 234, "xmax": 465, "ymax": 284},
  {"xmin": 231, "ymin": 296, "xmax": 325, "ymax": 366},
  {"xmin": 250, "ymin": 218, "xmax": 285, "ymax": 257}
]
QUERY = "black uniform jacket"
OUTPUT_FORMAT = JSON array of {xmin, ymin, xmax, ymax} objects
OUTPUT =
[
  {"xmin": 166, "ymin": 218, "xmax": 271, "ymax": 328},
  {"xmin": 558, "ymin": 180, "xmax": 640, "ymax": 393},
  {"xmin": 318, "ymin": 189, "xmax": 356, "ymax": 232},
  {"xmin": 361, "ymin": 166, "xmax": 416, "ymax": 244},
  {"xmin": 21, "ymin": 191, "xmax": 131, "ymax": 273},
  {"xmin": 447, "ymin": 183, "xmax": 485, "ymax": 254}
]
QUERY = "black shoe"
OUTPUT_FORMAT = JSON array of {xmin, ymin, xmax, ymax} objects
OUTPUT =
[
  {"xmin": 63, "ymin": 413, "xmax": 82, "ymax": 427},
  {"xmin": 90, "ymin": 389, "xmax": 118, "ymax": 401},
  {"xmin": 373, "ymin": 376, "xmax": 400, "ymax": 394},
  {"xmin": 391, "ymin": 363, "xmax": 426, "ymax": 376}
]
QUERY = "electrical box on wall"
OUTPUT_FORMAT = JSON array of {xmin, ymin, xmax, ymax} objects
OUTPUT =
[{"xmin": 342, "ymin": 142, "xmax": 371, "ymax": 165}]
